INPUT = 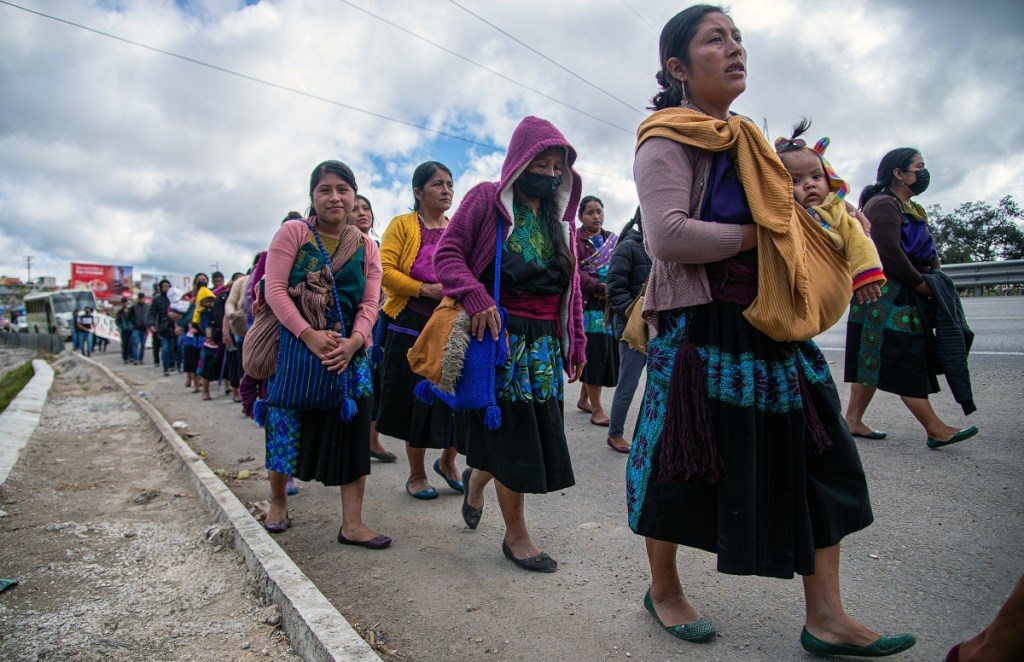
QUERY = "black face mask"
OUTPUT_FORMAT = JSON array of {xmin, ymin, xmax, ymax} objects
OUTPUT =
[
  {"xmin": 195, "ymin": 281, "xmax": 208, "ymax": 290},
  {"xmin": 907, "ymin": 168, "xmax": 930, "ymax": 195},
  {"xmin": 517, "ymin": 171, "xmax": 562, "ymax": 200}
]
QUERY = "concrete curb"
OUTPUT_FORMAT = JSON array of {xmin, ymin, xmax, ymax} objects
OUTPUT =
[
  {"xmin": 0, "ymin": 359, "xmax": 55, "ymax": 488},
  {"xmin": 80, "ymin": 355, "xmax": 381, "ymax": 661}
]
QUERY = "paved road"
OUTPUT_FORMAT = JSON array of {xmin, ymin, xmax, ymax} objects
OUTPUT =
[{"xmin": 88, "ymin": 302, "xmax": 1023, "ymax": 661}]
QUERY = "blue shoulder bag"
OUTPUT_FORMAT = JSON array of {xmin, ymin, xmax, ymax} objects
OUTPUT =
[
  {"xmin": 414, "ymin": 219, "xmax": 508, "ymax": 430},
  {"xmin": 254, "ymin": 224, "xmax": 357, "ymax": 426}
]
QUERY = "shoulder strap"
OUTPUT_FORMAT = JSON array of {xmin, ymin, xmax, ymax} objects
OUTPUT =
[{"xmin": 492, "ymin": 216, "xmax": 503, "ymax": 305}]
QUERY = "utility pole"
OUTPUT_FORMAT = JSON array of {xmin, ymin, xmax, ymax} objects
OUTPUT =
[{"xmin": 24, "ymin": 255, "xmax": 33, "ymax": 283}]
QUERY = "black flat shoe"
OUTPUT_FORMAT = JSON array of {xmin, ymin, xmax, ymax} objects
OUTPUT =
[
  {"xmin": 461, "ymin": 467, "xmax": 482, "ymax": 529},
  {"xmin": 501, "ymin": 540, "xmax": 557, "ymax": 573},
  {"xmin": 370, "ymin": 449, "xmax": 397, "ymax": 462}
]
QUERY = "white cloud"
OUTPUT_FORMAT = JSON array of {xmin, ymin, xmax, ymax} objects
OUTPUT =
[{"xmin": 1, "ymin": 0, "xmax": 1022, "ymax": 284}]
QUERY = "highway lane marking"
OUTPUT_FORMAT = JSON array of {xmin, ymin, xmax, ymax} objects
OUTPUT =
[{"xmin": 817, "ymin": 347, "xmax": 1024, "ymax": 356}]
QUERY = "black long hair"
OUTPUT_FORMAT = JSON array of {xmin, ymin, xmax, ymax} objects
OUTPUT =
[
  {"xmin": 650, "ymin": 4, "xmax": 729, "ymax": 111},
  {"xmin": 577, "ymin": 195, "xmax": 603, "ymax": 219},
  {"xmin": 620, "ymin": 206, "xmax": 643, "ymax": 238},
  {"xmin": 859, "ymin": 148, "xmax": 920, "ymax": 208},
  {"xmin": 539, "ymin": 199, "xmax": 576, "ymax": 282},
  {"xmin": 306, "ymin": 160, "xmax": 358, "ymax": 218},
  {"xmin": 411, "ymin": 161, "xmax": 453, "ymax": 211}
]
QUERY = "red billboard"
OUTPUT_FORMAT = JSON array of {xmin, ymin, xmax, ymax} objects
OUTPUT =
[{"xmin": 70, "ymin": 263, "xmax": 133, "ymax": 302}]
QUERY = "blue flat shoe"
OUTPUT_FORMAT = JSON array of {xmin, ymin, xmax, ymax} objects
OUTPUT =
[
  {"xmin": 643, "ymin": 589, "xmax": 716, "ymax": 643},
  {"xmin": 405, "ymin": 480, "xmax": 438, "ymax": 500},
  {"xmin": 927, "ymin": 425, "xmax": 978, "ymax": 449},
  {"xmin": 800, "ymin": 627, "xmax": 916, "ymax": 657},
  {"xmin": 433, "ymin": 459, "xmax": 464, "ymax": 493}
]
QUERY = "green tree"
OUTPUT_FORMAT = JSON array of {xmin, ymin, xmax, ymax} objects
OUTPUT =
[{"xmin": 928, "ymin": 196, "xmax": 1024, "ymax": 263}]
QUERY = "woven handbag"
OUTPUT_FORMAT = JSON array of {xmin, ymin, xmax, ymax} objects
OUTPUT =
[
  {"xmin": 621, "ymin": 279, "xmax": 648, "ymax": 353},
  {"xmin": 253, "ymin": 224, "xmax": 357, "ymax": 426},
  {"xmin": 410, "ymin": 217, "xmax": 508, "ymax": 430}
]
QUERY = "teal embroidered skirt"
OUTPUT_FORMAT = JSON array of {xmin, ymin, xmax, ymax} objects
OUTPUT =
[
  {"xmin": 626, "ymin": 304, "xmax": 873, "ymax": 578},
  {"xmin": 581, "ymin": 296, "xmax": 619, "ymax": 387},
  {"xmin": 844, "ymin": 279, "xmax": 939, "ymax": 398}
]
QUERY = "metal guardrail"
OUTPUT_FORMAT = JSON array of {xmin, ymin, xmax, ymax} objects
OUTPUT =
[
  {"xmin": 942, "ymin": 260, "xmax": 1024, "ymax": 295},
  {"xmin": 0, "ymin": 331, "xmax": 64, "ymax": 354}
]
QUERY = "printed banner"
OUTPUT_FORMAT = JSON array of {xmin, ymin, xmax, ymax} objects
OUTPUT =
[{"xmin": 70, "ymin": 263, "xmax": 133, "ymax": 302}]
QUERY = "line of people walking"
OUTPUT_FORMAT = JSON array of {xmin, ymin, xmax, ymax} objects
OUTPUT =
[{"xmin": 128, "ymin": 5, "xmax": 1004, "ymax": 659}]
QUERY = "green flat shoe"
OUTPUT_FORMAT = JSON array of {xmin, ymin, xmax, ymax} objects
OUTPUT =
[
  {"xmin": 851, "ymin": 429, "xmax": 887, "ymax": 440},
  {"xmin": 643, "ymin": 589, "xmax": 716, "ymax": 643},
  {"xmin": 927, "ymin": 425, "xmax": 978, "ymax": 449},
  {"xmin": 800, "ymin": 627, "xmax": 916, "ymax": 657}
]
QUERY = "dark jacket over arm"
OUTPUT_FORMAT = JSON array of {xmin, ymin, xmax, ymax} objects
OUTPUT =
[{"xmin": 922, "ymin": 271, "xmax": 976, "ymax": 415}]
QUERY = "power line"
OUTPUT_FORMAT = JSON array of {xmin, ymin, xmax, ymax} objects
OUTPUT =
[
  {"xmin": 335, "ymin": 0, "xmax": 632, "ymax": 134},
  {"xmin": 0, "ymin": 0, "xmax": 505, "ymax": 153},
  {"xmin": 444, "ymin": 0, "xmax": 645, "ymax": 117},
  {"xmin": 1, "ymin": 0, "xmax": 638, "ymax": 184},
  {"xmin": 619, "ymin": 0, "xmax": 658, "ymax": 33}
]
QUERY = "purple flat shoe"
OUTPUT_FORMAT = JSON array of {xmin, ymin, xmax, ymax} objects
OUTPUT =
[
  {"xmin": 607, "ymin": 438, "xmax": 631, "ymax": 454},
  {"xmin": 337, "ymin": 528, "xmax": 392, "ymax": 549},
  {"xmin": 263, "ymin": 517, "xmax": 290, "ymax": 534}
]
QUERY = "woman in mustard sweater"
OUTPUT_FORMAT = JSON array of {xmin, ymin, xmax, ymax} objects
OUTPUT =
[{"xmin": 376, "ymin": 161, "xmax": 464, "ymax": 499}]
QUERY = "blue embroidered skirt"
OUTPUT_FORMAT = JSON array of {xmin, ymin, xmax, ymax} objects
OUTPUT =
[
  {"xmin": 626, "ymin": 303, "xmax": 873, "ymax": 578},
  {"xmin": 844, "ymin": 279, "xmax": 939, "ymax": 398},
  {"xmin": 265, "ymin": 353, "xmax": 373, "ymax": 486},
  {"xmin": 455, "ymin": 314, "xmax": 575, "ymax": 494}
]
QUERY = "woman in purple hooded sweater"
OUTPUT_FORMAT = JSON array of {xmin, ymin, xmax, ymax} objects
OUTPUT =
[{"xmin": 434, "ymin": 116, "xmax": 586, "ymax": 573}]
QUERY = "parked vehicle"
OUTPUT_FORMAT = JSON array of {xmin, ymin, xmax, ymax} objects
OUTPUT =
[{"xmin": 23, "ymin": 290, "xmax": 98, "ymax": 338}]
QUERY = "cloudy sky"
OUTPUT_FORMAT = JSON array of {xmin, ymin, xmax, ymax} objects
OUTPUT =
[{"xmin": 2, "ymin": 0, "xmax": 1022, "ymax": 283}]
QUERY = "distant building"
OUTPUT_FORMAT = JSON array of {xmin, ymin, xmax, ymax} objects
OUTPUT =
[
  {"xmin": 36, "ymin": 276, "xmax": 57, "ymax": 288},
  {"xmin": 0, "ymin": 277, "xmax": 25, "ymax": 286}
]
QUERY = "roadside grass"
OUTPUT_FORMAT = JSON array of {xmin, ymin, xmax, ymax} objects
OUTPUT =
[{"xmin": 0, "ymin": 361, "xmax": 35, "ymax": 415}]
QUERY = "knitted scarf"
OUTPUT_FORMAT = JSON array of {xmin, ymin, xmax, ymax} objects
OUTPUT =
[
  {"xmin": 637, "ymin": 109, "xmax": 845, "ymax": 484},
  {"xmin": 242, "ymin": 222, "xmax": 364, "ymax": 380}
]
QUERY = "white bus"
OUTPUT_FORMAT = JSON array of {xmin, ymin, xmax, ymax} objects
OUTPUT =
[{"xmin": 23, "ymin": 290, "xmax": 99, "ymax": 339}]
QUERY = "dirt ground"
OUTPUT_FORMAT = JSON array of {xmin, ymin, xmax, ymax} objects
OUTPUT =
[{"xmin": 0, "ymin": 353, "xmax": 301, "ymax": 661}]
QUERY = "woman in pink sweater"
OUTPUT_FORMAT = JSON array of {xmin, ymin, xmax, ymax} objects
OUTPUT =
[{"xmin": 260, "ymin": 160, "xmax": 390, "ymax": 549}]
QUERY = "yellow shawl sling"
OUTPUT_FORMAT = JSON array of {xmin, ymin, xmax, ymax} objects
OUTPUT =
[{"xmin": 636, "ymin": 108, "xmax": 850, "ymax": 342}]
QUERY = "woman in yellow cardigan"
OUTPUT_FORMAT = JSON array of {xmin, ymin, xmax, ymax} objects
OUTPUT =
[{"xmin": 376, "ymin": 161, "xmax": 464, "ymax": 499}]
